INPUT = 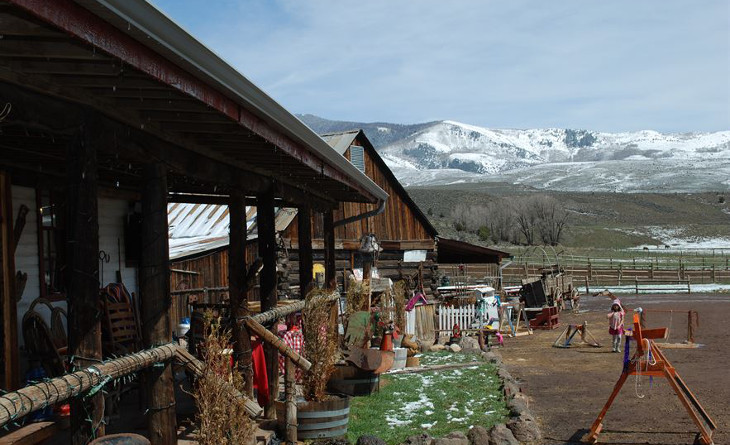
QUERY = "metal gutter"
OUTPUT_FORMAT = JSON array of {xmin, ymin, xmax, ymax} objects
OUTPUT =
[
  {"xmin": 333, "ymin": 198, "xmax": 387, "ymax": 228},
  {"xmin": 70, "ymin": 0, "xmax": 388, "ymax": 203}
]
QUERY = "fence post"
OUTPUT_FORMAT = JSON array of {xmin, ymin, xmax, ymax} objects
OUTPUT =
[
  {"xmin": 635, "ymin": 277, "xmax": 639, "ymax": 295},
  {"xmin": 618, "ymin": 263, "xmax": 622, "ymax": 286},
  {"xmin": 650, "ymin": 263, "xmax": 654, "ymax": 279},
  {"xmin": 687, "ymin": 277, "xmax": 691, "ymax": 294},
  {"xmin": 585, "ymin": 277, "xmax": 590, "ymax": 295},
  {"xmin": 712, "ymin": 264, "xmax": 716, "ymax": 283}
]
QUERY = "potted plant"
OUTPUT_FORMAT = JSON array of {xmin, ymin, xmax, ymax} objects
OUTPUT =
[{"xmin": 277, "ymin": 288, "xmax": 350, "ymax": 439}]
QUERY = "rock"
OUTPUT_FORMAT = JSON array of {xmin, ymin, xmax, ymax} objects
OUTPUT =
[
  {"xmin": 437, "ymin": 336, "xmax": 450, "ymax": 345},
  {"xmin": 502, "ymin": 380, "xmax": 521, "ymax": 399},
  {"xmin": 433, "ymin": 432, "xmax": 468, "ymax": 445},
  {"xmin": 466, "ymin": 426, "xmax": 490, "ymax": 445},
  {"xmin": 357, "ymin": 435, "xmax": 386, "ymax": 445},
  {"xmin": 481, "ymin": 351, "xmax": 501, "ymax": 364},
  {"xmin": 461, "ymin": 348, "xmax": 482, "ymax": 355},
  {"xmin": 401, "ymin": 433, "xmax": 434, "ymax": 445},
  {"xmin": 460, "ymin": 336, "xmax": 480, "ymax": 350},
  {"xmin": 507, "ymin": 414, "xmax": 542, "ymax": 442},
  {"xmin": 429, "ymin": 344, "xmax": 446, "ymax": 352},
  {"xmin": 420, "ymin": 339, "xmax": 435, "ymax": 352},
  {"xmin": 488, "ymin": 424, "xmax": 520, "ymax": 445},
  {"xmin": 449, "ymin": 343, "xmax": 462, "ymax": 353},
  {"xmin": 497, "ymin": 368, "xmax": 513, "ymax": 381},
  {"xmin": 507, "ymin": 396, "xmax": 529, "ymax": 417}
]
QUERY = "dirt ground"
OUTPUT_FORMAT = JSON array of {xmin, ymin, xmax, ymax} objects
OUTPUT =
[{"xmin": 501, "ymin": 294, "xmax": 729, "ymax": 445}]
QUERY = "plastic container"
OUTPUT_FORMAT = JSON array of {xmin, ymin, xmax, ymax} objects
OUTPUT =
[{"xmin": 391, "ymin": 347, "xmax": 407, "ymax": 370}]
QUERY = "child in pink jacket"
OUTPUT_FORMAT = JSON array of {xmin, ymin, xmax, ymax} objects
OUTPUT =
[{"xmin": 607, "ymin": 299, "xmax": 625, "ymax": 352}]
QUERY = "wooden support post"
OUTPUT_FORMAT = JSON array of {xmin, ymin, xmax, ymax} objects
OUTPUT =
[
  {"xmin": 66, "ymin": 119, "xmax": 104, "ymax": 444},
  {"xmin": 229, "ymin": 190, "xmax": 253, "ymax": 397},
  {"xmin": 257, "ymin": 188, "xmax": 278, "ymax": 418},
  {"xmin": 285, "ymin": 358, "xmax": 297, "ymax": 445},
  {"xmin": 0, "ymin": 172, "xmax": 19, "ymax": 391},
  {"xmin": 298, "ymin": 206, "xmax": 313, "ymax": 298},
  {"xmin": 323, "ymin": 209, "xmax": 336, "ymax": 289},
  {"xmin": 140, "ymin": 163, "xmax": 176, "ymax": 445}
]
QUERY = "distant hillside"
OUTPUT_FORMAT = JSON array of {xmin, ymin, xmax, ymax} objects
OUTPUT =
[
  {"xmin": 297, "ymin": 114, "xmax": 437, "ymax": 149},
  {"xmin": 299, "ymin": 115, "xmax": 730, "ymax": 193}
]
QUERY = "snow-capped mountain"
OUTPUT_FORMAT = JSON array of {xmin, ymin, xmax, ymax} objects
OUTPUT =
[
  {"xmin": 299, "ymin": 115, "xmax": 730, "ymax": 192},
  {"xmin": 378, "ymin": 120, "xmax": 730, "ymax": 176}
]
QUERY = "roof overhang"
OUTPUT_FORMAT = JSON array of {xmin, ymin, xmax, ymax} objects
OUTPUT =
[{"xmin": 0, "ymin": 0, "xmax": 388, "ymax": 204}]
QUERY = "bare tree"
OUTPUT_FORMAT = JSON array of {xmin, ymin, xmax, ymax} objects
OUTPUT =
[{"xmin": 533, "ymin": 195, "xmax": 569, "ymax": 245}]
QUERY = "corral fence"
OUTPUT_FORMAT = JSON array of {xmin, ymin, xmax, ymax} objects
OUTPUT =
[{"xmin": 502, "ymin": 252, "xmax": 730, "ymax": 293}]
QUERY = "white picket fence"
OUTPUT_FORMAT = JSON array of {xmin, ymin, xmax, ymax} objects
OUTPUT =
[{"xmin": 438, "ymin": 303, "xmax": 479, "ymax": 334}]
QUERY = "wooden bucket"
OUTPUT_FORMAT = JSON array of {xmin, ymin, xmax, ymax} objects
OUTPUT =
[
  {"xmin": 391, "ymin": 347, "xmax": 407, "ymax": 370},
  {"xmin": 327, "ymin": 364, "xmax": 379, "ymax": 396},
  {"xmin": 276, "ymin": 396, "xmax": 351, "ymax": 439}
]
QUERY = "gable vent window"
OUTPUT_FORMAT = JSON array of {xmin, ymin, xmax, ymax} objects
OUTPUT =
[{"xmin": 350, "ymin": 145, "xmax": 365, "ymax": 173}]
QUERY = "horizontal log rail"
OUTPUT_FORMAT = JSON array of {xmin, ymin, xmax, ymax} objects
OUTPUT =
[
  {"xmin": 242, "ymin": 318, "xmax": 312, "ymax": 371},
  {"xmin": 0, "ymin": 345, "xmax": 267, "ymax": 427},
  {"xmin": 0, "ymin": 344, "xmax": 177, "ymax": 428}
]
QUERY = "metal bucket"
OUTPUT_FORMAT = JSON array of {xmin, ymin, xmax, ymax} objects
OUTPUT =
[
  {"xmin": 391, "ymin": 347, "xmax": 407, "ymax": 370},
  {"xmin": 276, "ymin": 395, "xmax": 351, "ymax": 439},
  {"xmin": 327, "ymin": 364, "xmax": 379, "ymax": 396}
]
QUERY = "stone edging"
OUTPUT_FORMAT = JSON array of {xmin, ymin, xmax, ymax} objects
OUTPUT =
[{"xmin": 479, "ymin": 349, "xmax": 542, "ymax": 445}]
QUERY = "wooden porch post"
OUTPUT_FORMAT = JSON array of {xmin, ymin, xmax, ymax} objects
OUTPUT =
[
  {"xmin": 140, "ymin": 163, "xmax": 176, "ymax": 445},
  {"xmin": 0, "ymin": 172, "xmax": 19, "ymax": 391},
  {"xmin": 67, "ymin": 118, "xmax": 103, "ymax": 444},
  {"xmin": 229, "ymin": 189, "xmax": 253, "ymax": 396},
  {"xmin": 257, "ymin": 188, "xmax": 278, "ymax": 418},
  {"xmin": 323, "ymin": 210, "xmax": 336, "ymax": 289},
  {"xmin": 297, "ymin": 206, "xmax": 313, "ymax": 298}
]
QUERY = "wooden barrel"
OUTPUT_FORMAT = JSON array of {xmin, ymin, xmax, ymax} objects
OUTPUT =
[
  {"xmin": 327, "ymin": 364, "xmax": 379, "ymax": 396},
  {"xmin": 276, "ymin": 396, "xmax": 351, "ymax": 439},
  {"xmin": 391, "ymin": 347, "xmax": 407, "ymax": 370}
]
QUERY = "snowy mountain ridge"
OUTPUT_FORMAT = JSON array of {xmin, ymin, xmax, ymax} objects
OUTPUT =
[
  {"xmin": 378, "ymin": 120, "xmax": 730, "ymax": 176},
  {"xmin": 298, "ymin": 115, "xmax": 730, "ymax": 192}
]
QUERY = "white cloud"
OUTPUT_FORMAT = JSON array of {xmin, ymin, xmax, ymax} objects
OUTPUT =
[{"xmin": 150, "ymin": 0, "xmax": 729, "ymax": 132}]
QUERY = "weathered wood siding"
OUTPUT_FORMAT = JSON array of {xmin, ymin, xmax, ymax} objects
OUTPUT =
[{"xmin": 286, "ymin": 139, "xmax": 434, "ymax": 245}]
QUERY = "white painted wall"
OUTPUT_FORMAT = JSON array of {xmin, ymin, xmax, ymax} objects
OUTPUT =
[
  {"xmin": 98, "ymin": 197, "xmax": 138, "ymax": 293},
  {"xmin": 12, "ymin": 186, "xmax": 42, "ymax": 348},
  {"xmin": 11, "ymin": 186, "xmax": 138, "ymax": 349}
]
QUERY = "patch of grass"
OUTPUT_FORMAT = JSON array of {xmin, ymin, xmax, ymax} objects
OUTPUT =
[{"xmin": 346, "ymin": 353, "xmax": 507, "ymax": 444}]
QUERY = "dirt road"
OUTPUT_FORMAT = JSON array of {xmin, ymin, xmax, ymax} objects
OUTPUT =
[{"xmin": 501, "ymin": 294, "xmax": 729, "ymax": 445}]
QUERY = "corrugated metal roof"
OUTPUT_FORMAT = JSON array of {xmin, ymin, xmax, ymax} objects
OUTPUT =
[
  {"xmin": 168, "ymin": 204, "xmax": 297, "ymax": 260},
  {"xmin": 320, "ymin": 130, "xmax": 359, "ymax": 155},
  {"xmin": 168, "ymin": 203, "xmax": 257, "ymax": 260}
]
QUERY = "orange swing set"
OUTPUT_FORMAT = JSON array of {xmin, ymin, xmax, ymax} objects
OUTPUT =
[{"xmin": 585, "ymin": 312, "xmax": 717, "ymax": 445}]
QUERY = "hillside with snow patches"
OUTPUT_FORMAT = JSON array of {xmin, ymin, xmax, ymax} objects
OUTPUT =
[{"xmin": 299, "ymin": 115, "xmax": 730, "ymax": 192}]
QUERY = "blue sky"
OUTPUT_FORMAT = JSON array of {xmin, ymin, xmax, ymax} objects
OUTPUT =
[{"xmin": 150, "ymin": 1, "xmax": 729, "ymax": 133}]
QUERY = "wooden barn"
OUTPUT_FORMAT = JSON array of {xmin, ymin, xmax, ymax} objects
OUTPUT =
[
  {"xmin": 0, "ymin": 1, "xmax": 387, "ymax": 443},
  {"xmin": 168, "ymin": 130, "xmax": 441, "ymax": 313}
]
